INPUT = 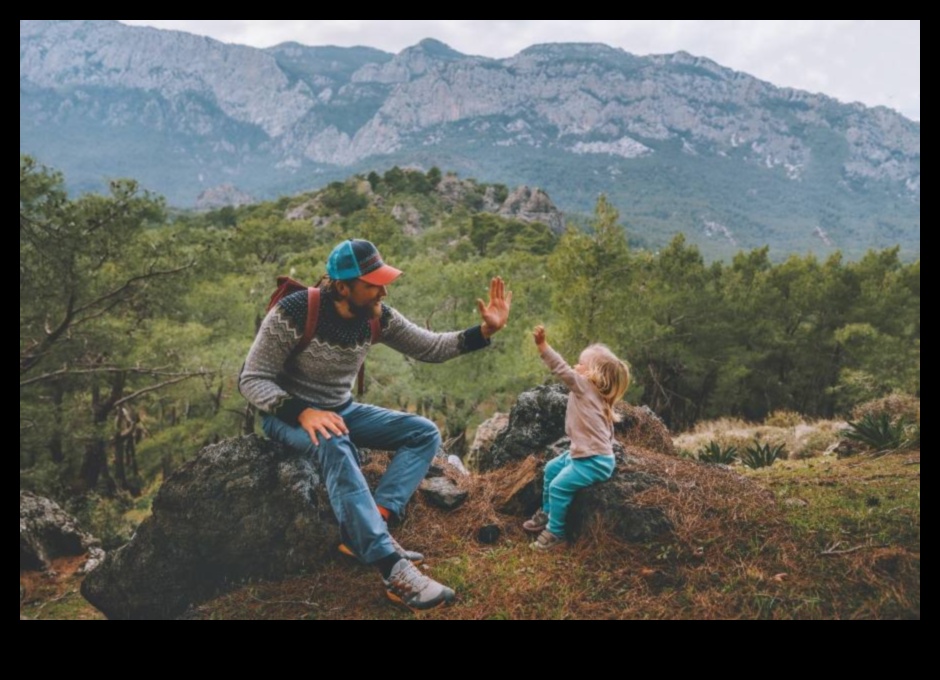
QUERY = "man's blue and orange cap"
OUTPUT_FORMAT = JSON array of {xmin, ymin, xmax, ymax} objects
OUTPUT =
[{"xmin": 326, "ymin": 239, "xmax": 402, "ymax": 285}]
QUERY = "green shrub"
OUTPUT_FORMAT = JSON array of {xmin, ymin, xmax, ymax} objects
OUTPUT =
[
  {"xmin": 697, "ymin": 441, "xmax": 738, "ymax": 465},
  {"xmin": 843, "ymin": 413, "xmax": 912, "ymax": 453},
  {"xmin": 741, "ymin": 442, "xmax": 786, "ymax": 469},
  {"xmin": 764, "ymin": 410, "xmax": 804, "ymax": 428}
]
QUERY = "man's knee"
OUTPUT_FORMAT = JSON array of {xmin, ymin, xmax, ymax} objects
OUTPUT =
[
  {"xmin": 406, "ymin": 416, "xmax": 441, "ymax": 454},
  {"xmin": 315, "ymin": 435, "xmax": 358, "ymax": 470}
]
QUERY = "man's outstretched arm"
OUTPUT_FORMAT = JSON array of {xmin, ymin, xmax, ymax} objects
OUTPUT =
[{"xmin": 382, "ymin": 277, "xmax": 513, "ymax": 361}]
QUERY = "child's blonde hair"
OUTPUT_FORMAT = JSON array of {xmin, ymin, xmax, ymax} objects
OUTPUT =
[{"xmin": 582, "ymin": 344, "xmax": 631, "ymax": 425}]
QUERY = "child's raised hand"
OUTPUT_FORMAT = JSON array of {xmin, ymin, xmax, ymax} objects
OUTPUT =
[{"xmin": 533, "ymin": 324, "xmax": 547, "ymax": 348}]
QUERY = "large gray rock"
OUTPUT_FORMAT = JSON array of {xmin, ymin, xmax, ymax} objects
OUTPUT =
[
  {"xmin": 490, "ymin": 449, "xmax": 672, "ymax": 542},
  {"xmin": 477, "ymin": 384, "xmax": 675, "ymax": 542},
  {"xmin": 476, "ymin": 384, "xmax": 569, "ymax": 471},
  {"xmin": 81, "ymin": 435, "xmax": 337, "ymax": 620},
  {"xmin": 566, "ymin": 470, "xmax": 673, "ymax": 542},
  {"xmin": 20, "ymin": 491, "xmax": 104, "ymax": 573},
  {"xmin": 476, "ymin": 384, "xmax": 669, "ymax": 472}
]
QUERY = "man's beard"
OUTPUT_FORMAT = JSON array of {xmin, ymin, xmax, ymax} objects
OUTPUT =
[{"xmin": 348, "ymin": 298, "xmax": 381, "ymax": 320}]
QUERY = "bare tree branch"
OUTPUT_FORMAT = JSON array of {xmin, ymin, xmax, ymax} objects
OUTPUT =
[
  {"xmin": 71, "ymin": 261, "xmax": 195, "ymax": 317},
  {"xmin": 20, "ymin": 262, "xmax": 195, "ymax": 377},
  {"xmin": 113, "ymin": 372, "xmax": 213, "ymax": 409},
  {"xmin": 20, "ymin": 365, "xmax": 208, "ymax": 388}
]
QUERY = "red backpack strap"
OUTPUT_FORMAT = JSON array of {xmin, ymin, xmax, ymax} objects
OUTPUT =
[
  {"xmin": 357, "ymin": 316, "xmax": 382, "ymax": 396},
  {"xmin": 295, "ymin": 287, "xmax": 320, "ymax": 354}
]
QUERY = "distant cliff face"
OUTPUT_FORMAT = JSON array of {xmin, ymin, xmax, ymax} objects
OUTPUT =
[{"xmin": 20, "ymin": 21, "xmax": 920, "ymax": 258}]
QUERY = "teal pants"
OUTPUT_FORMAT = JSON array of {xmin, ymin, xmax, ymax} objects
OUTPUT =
[{"xmin": 542, "ymin": 451, "xmax": 616, "ymax": 537}]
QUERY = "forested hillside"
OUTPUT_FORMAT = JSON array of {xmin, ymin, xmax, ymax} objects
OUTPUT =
[{"xmin": 20, "ymin": 156, "xmax": 919, "ymax": 545}]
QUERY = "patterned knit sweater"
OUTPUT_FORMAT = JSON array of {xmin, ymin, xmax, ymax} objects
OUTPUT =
[{"xmin": 239, "ymin": 288, "xmax": 490, "ymax": 425}]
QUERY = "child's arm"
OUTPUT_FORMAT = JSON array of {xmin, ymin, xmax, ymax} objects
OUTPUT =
[{"xmin": 533, "ymin": 325, "xmax": 584, "ymax": 393}]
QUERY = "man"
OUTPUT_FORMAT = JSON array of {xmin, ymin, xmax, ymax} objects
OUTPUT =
[{"xmin": 239, "ymin": 238, "xmax": 511, "ymax": 610}]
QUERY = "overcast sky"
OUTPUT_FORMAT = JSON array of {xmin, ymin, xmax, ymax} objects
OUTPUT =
[{"xmin": 119, "ymin": 20, "xmax": 920, "ymax": 121}]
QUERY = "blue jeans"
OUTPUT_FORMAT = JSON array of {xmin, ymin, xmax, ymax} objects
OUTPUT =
[
  {"xmin": 542, "ymin": 452, "xmax": 616, "ymax": 538},
  {"xmin": 262, "ymin": 402, "xmax": 441, "ymax": 564}
]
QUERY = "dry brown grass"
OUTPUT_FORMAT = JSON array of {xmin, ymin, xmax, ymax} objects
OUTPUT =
[
  {"xmin": 186, "ymin": 444, "xmax": 919, "ymax": 619},
  {"xmin": 852, "ymin": 393, "xmax": 920, "ymax": 426},
  {"xmin": 675, "ymin": 417, "xmax": 849, "ymax": 461},
  {"xmin": 614, "ymin": 403, "xmax": 675, "ymax": 455},
  {"xmin": 28, "ymin": 437, "xmax": 918, "ymax": 620}
]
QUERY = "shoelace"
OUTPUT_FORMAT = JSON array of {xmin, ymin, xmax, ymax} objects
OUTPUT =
[{"xmin": 391, "ymin": 562, "xmax": 430, "ymax": 595}]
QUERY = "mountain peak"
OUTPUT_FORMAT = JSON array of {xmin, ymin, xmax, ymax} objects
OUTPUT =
[{"xmin": 408, "ymin": 38, "xmax": 465, "ymax": 60}]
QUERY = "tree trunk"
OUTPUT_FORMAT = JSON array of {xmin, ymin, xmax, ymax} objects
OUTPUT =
[
  {"xmin": 81, "ymin": 436, "xmax": 115, "ymax": 495},
  {"xmin": 49, "ymin": 381, "xmax": 65, "ymax": 463}
]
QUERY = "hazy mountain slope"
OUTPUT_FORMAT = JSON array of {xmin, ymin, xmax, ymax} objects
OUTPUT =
[{"xmin": 20, "ymin": 20, "xmax": 919, "ymax": 259}]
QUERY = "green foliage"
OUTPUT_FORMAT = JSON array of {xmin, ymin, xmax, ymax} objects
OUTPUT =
[
  {"xmin": 548, "ymin": 195, "xmax": 631, "ymax": 354},
  {"xmin": 740, "ymin": 442, "xmax": 786, "ymax": 469},
  {"xmin": 764, "ymin": 410, "xmax": 804, "ymax": 428},
  {"xmin": 68, "ymin": 492, "xmax": 139, "ymax": 549},
  {"xmin": 697, "ymin": 441, "xmax": 738, "ymax": 465},
  {"xmin": 842, "ymin": 414, "xmax": 910, "ymax": 453},
  {"xmin": 320, "ymin": 180, "xmax": 370, "ymax": 216},
  {"xmin": 468, "ymin": 213, "xmax": 555, "ymax": 257},
  {"xmin": 19, "ymin": 157, "xmax": 921, "ymax": 534},
  {"xmin": 20, "ymin": 155, "xmax": 222, "ymax": 497}
]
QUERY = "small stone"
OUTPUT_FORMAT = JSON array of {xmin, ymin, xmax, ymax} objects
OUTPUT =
[{"xmin": 419, "ymin": 477, "xmax": 468, "ymax": 510}]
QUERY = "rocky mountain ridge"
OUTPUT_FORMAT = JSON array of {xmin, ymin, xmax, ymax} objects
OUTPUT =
[{"xmin": 20, "ymin": 21, "xmax": 920, "ymax": 258}]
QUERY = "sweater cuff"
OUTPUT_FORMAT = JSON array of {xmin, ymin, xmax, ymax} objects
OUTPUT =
[
  {"xmin": 461, "ymin": 324, "xmax": 492, "ymax": 352},
  {"xmin": 274, "ymin": 397, "xmax": 307, "ymax": 426}
]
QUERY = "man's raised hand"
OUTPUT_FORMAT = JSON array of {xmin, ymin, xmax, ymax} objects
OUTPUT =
[{"xmin": 477, "ymin": 276, "xmax": 513, "ymax": 338}]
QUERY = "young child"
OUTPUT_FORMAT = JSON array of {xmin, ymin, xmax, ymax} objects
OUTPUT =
[{"xmin": 523, "ymin": 325, "xmax": 631, "ymax": 550}]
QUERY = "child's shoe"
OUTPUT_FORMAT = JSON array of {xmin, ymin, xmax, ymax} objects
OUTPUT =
[
  {"xmin": 530, "ymin": 529, "xmax": 564, "ymax": 551},
  {"xmin": 522, "ymin": 509, "xmax": 549, "ymax": 533}
]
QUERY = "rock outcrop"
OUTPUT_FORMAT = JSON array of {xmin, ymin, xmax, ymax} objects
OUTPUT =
[
  {"xmin": 478, "ymin": 384, "xmax": 677, "ymax": 542},
  {"xmin": 195, "ymin": 184, "xmax": 255, "ymax": 210},
  {"xmin": 476, "ymin": 384, "xmax": 569, "ymax": 472},
  {"xmin": 21, "ymin": 21, "xmax": 919, "ymax": 262},
  {"xmin": 20, "ymin": 491, "xmax": 104, "ymax": 573},
  {"xmin": 497, "ymin": 186, "xmax": 565, "ymax": 235},
  {"xmin": 81, "ymin": 435, "xmax": 337, "ymax": 619}
]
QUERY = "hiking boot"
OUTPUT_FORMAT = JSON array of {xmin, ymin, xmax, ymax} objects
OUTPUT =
[
  {"xmin": 383, "ymin": 558, "xmax": 455, "ymax": 611},
  {"xmin": 530, "ymin": 529, "xmax": 565, "ymax": 551},
  {"xmin": 339, "ymin": 536, "xmax": 425, "ymax": 565},
  {"xmin": 522, "ymin": 509, "xmax": 549, "ymax": 533}
]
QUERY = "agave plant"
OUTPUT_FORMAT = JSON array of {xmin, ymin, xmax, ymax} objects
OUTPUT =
[
  {"xmin": 843, "ymin": 414, "xmax": 911, "ymax": 453},
  {"xmin": 697, "ymin": 441, "xmax": 738, "ymax": 465},
  {"xmin": 741, "ymin": 442, "xmax": 786, "ymax": 469}
]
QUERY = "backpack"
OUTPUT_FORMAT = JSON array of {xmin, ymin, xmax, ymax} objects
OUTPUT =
[{"xmin": 266, "ymin": 276, "xmax": 381, "ymax": 395}]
